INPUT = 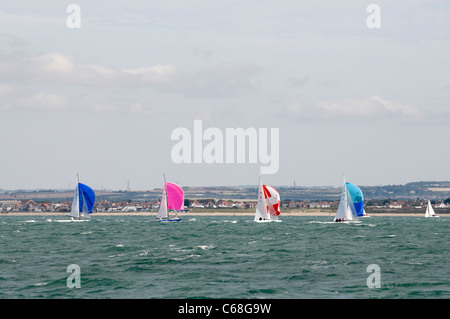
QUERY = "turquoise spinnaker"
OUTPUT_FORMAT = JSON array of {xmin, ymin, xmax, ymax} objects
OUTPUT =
[{"xmin": 346, "ymin": 182, "xmax": 364, "ymax": 217}]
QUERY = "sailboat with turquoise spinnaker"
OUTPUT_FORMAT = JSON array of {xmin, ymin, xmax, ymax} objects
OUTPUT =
[
  {"xmin": 68, "ymin": 175, "xmax": 96, "ymax": 221},
  {"xmin": 346, "ymin": 182, "xmax": 367, "ymax": 217},
  {"xmin": 156, "ymin": 174, "xmax": 184, "ymax": 222},
  {"xmin": 334, "ymin": 177, "xmax": 359, "ymax": 223}
]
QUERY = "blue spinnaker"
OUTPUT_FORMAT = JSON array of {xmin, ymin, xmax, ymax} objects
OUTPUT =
[
  {"xmin": 78, "ymin": 183, "xmax": 95, "ymax": 214},
  {"xmin": 346, "ymin": 182, "xmax": 364, "ymax": 217}
]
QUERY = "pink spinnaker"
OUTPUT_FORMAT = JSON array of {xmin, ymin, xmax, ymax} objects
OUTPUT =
[{"xmin": 167, "ymin": 182, "xmax": 184, "ymax": 211}]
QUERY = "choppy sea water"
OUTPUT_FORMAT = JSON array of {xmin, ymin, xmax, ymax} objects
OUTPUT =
[{"xmin": 0, "ymin": 215, "xmax": 449, "ymax": 299}]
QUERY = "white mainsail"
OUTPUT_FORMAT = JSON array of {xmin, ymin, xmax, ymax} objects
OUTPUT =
[
  {"xmin": 68, "ymin": 184, "xmax": 80, "ymax": 218},
  {"xmin": 425, "ymin": 200, "xmax": 437, "ymax": 217},
  {"xmin": 254, "ymin": 177, "xmax": 269, "ymax": 221},
  {"xmin": 334, "ymin": 178, "xmax": 358, "ymax": 222},
  {"xmin": 157, "ymin": 174, "xmax": 169, "ymax": 220}
]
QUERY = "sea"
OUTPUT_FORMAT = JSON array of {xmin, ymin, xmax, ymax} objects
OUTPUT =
[{"xmin": 1, "ymin": 215, "xmax": 449, "ymax": 300}]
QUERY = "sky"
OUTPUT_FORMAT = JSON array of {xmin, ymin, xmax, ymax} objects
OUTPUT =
[{"xmin": 0, "ymin": 1, "xmax": 449, "ymax": 190}]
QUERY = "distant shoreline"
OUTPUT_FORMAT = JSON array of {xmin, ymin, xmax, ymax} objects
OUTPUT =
[{"xmin": 1, "ymin": 210, "xmax": 448, "ymax": 217}]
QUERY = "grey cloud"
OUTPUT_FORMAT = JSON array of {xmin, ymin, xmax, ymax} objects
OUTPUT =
[
  {"xmin": 0, "ymin": 52, "xmax": 179, "ymax": 88},
  {"xmin": 0, "ymin": 51, "xmax": 261, "ymax": 98},
  {"xmin": 182, "ymin": 63, "xmax": 262, "ymax": 98},
  {"xmin": 286, "ymin": 76, "xmax": 309, "ymax": 88},
  {"xmin": 281, "ymin": 96, "xmax": 425, "ymax": 123},
  {"xmin": 315, "ymin": 96, "xmax": 423, "ymax": 119}
]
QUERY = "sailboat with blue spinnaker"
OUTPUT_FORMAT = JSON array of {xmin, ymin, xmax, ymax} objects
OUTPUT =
[{"xmin": 68, "ymin": 175, "xmax": 96, "ymax": 221}]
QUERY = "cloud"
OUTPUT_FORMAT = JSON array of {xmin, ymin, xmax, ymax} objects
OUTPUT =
[
  {"xmin": 0, "ymin": 33, "xmax": 31, "ymax": 59},
  {"xmin": 285, "ymin": 102, "xmax": 302, "ymax": 117},
  {"xmin": 0, "ymin": 51, "xmax": 260, "ymax": 98},
  {"xmin": 0, "ymin": 52, "xmax": 179, "ymax": 88},
  {"xmin": 0, "ymin": 84, "xmax": 16, "ymax": 96},
  {"xmin": 192, "ymin": 109, "xmax": 213, "ymax": 120},
  {"xmin": 128, "ymin": 102, "xmax": 160, "ymax": 116},
  {"xmin": 123, "ymin": 65, "xmax": 179, "ymax": 88},
  {"xmin": 280, "ymin": 96, "xmax": 426, "ymax": 125},
  {"xmin": 183, "ymin": 63, "xmax": 262, "ymax": 97},
  {"xmin": 91, "ymin": 103, "xmax": 121, "ymax": 114},
  {"xmin": 13, "ymin": 93, "xmax": 70, "ymax": 111},
  {"xmin": 314, "ymin": 96, "xmax": 423, "ymax": 118},
  {"xmin": 286, "ymin": 75, "xmax": 309, "ymax": 88},
  {"xmin": 0, "ymin": 10, "xmax": 62, "ymax": 28},
  {"xmin": 91, "ymin": 101, "xmax": 160, "ymax": 117}
]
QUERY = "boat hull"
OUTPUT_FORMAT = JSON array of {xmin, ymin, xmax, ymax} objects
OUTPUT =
[
  {"xmin": 157, "ymin": 218, "xmax": 181, "ymax": 222},
  {"xmin": 333, "ymin": 219, "xmax": 362, "ymax": 224},
  {"xmin": 254, "ymin": 219, "xmax": 281, "ymax": 223}
]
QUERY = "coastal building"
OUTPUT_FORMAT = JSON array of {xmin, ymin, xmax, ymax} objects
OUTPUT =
[
  {"xmin": 191, "ymin": 200, "xmax": 204, "ymax": 208},
  {"xmin": 217, "ymin": 200, "xmax": 234, "ymax": 208},
  {"xmin": 204, "ymin": 201, "xmax": 217, "ymax": 208},
  {"xmin": 435, "ymin": 202, "xmax": 448, "ymax": 208},
  {"xmin": 20, "ymin": 200, "xmax": 37, "ymax": 212},
  {"xmin": 53, "ymin": 203, "xmax": 70, "ymax": 212},
  {"xmin": 234, "ymin": 202, "xmax": 245, "ymax": 209},
  {"xmin": 389, "ymin": 202, "xmax": 403, "ymax": 209},
  {"xmin": 0, "ymin": 200, "xmax": 20, "ymax": 212}
]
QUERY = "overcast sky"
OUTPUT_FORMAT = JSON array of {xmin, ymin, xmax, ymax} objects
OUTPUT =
[{"xmin": 0, "ymin": 1, "xmax": 449, "ymax": 190}]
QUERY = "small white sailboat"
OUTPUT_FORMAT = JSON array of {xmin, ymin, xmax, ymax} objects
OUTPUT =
[
  {"xmin": 425, "ymin": 200, "xmax": 439, "ymax": 218},
  {"xmin": 254, "ymin": 177, "xmax": 281, "ymax": 223},
  {"xmin": 334, "ymin": 177, "xmax": 359, "ymax": 223},
  {"xmin": 67, "ymin": 175, "xmax": 96, "ymax": 221},
  {"xmin": 156, "ymin": 174, "xmax": 183, "ymax": 222}
]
